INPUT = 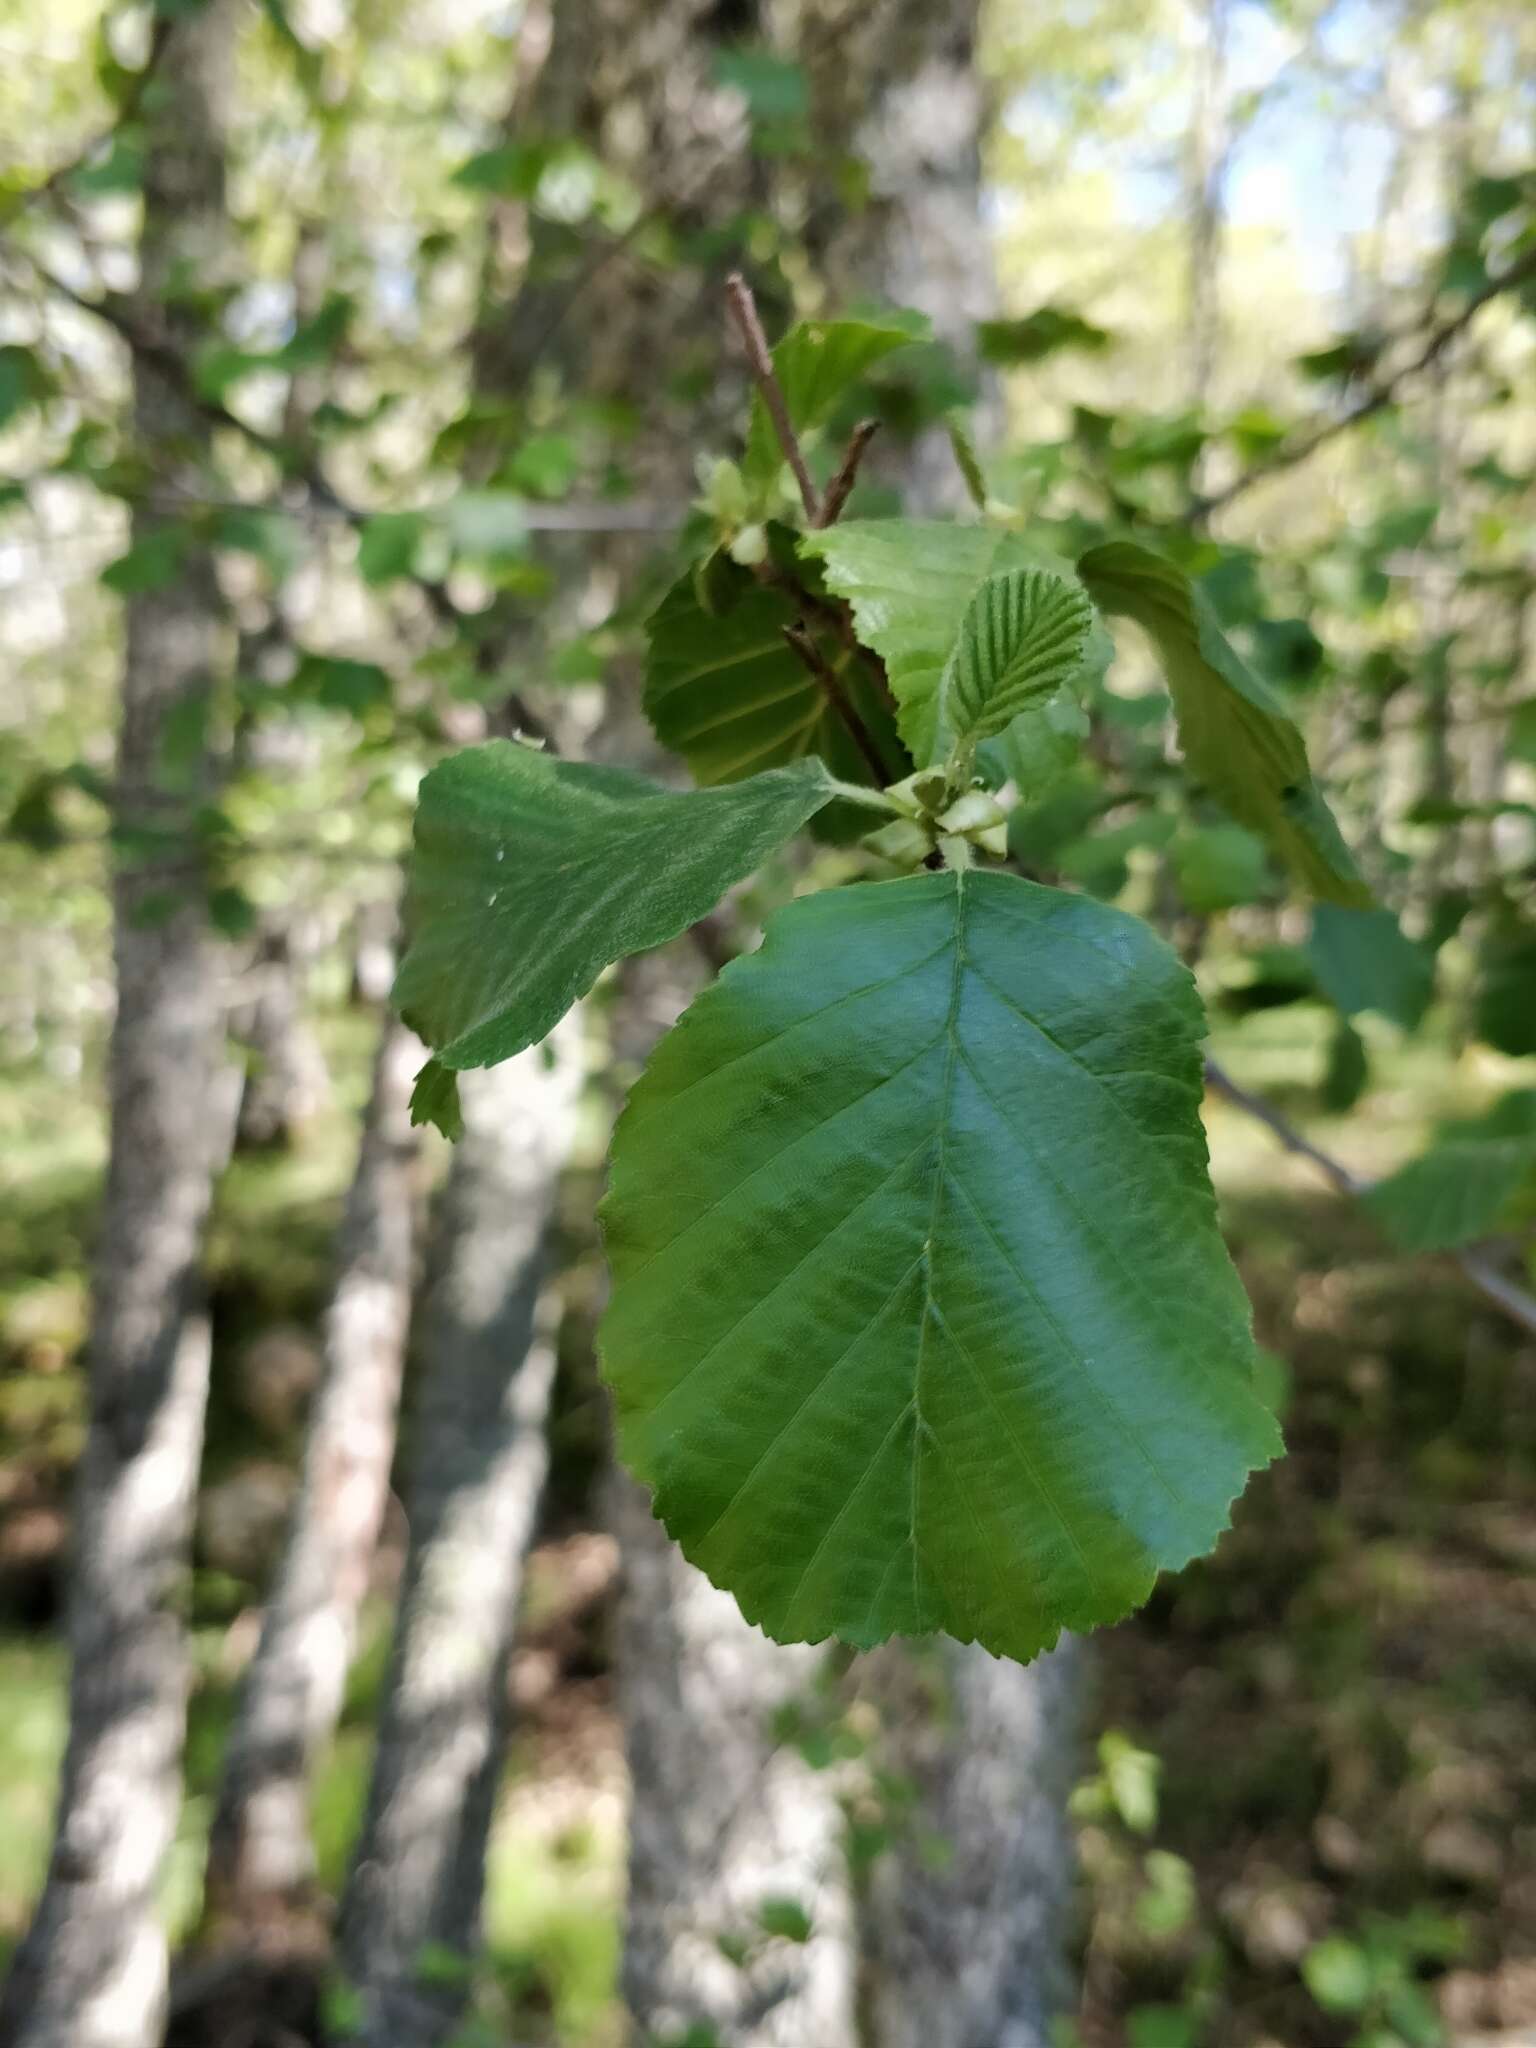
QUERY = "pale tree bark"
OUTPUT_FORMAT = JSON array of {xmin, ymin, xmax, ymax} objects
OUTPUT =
[
  {"xmin": 801, "ymin": 11, "xmax": 1087, "ymax": 2044},
  {"xmin": 609, "ymin": 1472, "xmax": 856, "ymax": 2048},
  {"xmin": 204, "ymin": 1010, "xmax": 422, "ymax": 1929},
  {"xmin": 1185, "ymin": 0, "xmax": 1231, "ymax": 404},
  {"xmin": 334, "ymin": 1032, "xmax": 581, "ymax": 2047},
  {"xmin": 851, "ymin": 1641, "xmax": 1083, "ymax": 2048},
  {"xmin": 0, "ymin": 8, "xmax": 241, "ymax": 2045}
]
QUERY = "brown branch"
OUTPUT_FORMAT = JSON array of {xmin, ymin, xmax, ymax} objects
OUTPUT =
[
  {"xmin": 1204, "ymin": 1056, "xmax": 1536, "ymax": 1340},
  {"xmin": 817, "ymin": 419, "xmax": 879, "ymax": 527},
  {"xmin": 781, "ymin": 622, "xmax": 895, "ymax": 785},
  {"xmin": 725, "ymin": 272, "xmax": 820, "ymax": 523},
  {"xmin": 1194, "ymin": 241, "xmax": 1536, "ymax": 523}
]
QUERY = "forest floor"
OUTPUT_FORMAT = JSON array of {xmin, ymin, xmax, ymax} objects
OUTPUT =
[{"xmin": 0, "ymin": 994, "xmax": 1532, "ymax": 2047}]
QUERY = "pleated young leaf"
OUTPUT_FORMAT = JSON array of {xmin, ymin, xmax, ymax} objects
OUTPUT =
[
  {"xmin": 601, "ymin": 869, "xmax": 1280, "ymax": 1664},
  {"xmin": 941, "ymin": 567, "xmax": 1096, "ymax": 757},
  {"xmin": 393, "ymin": 741, "xmax": 836, "ymax": 1085},
  {"xmin": 1078, "ymin": 540, "xmax": 1368, "ymax": 905},
  {"xmin": 802, "ymin": 519, "xmax": 1111, "ymax": 768}
]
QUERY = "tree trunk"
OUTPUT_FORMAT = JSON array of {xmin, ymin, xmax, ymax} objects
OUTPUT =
[
  {"xmin": 204, "ymin": 1010, "xmax": 421, "ymax": 1930},
  {"xmin": 610, "ymin": 1472, "xmax": 857, "ymax": 2048},
  {"xmin": 802, "ymin": 12, "xmax": 1088, "ymax": 2042},
  {"xmin": 0, "ymin": 10, "xmax": 239, "ymax": 2045},
  {"xmin": 852, "ymin": 1640, "xmax": 1084, "ymax": 2048},
  {"xmin": 334, "ymin": 1033, "xmax": 581, "ymax": 2047},
  {"xmin": 1185, "ymin": 0, "xmax": 1230, "ymax": 404}
]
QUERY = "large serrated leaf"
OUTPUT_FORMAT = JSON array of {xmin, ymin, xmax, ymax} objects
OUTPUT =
[
  {"xmin": 801, "ymin": 519, "xmax": 1110, "ymax": 768},
  {"xmin": 643, "ymin": 550, "xmax": 902, "ymax": 811},
  {"xmin": 942, "ymin": 568, "xmax": 1097, "ymax": 754},
  {"xmin": 601, "ymin": 869, "xmax": 1279, "ymax": 1664},
  {"xmin": 1078, "ymin": 540, "xmax": 1367, "ymax": 906},
  {"xmin": 743, "ymin": 316, "xmax": 919, "ymax": 491},
  {"xmin": 393, "ymin": 742, "xmax": 834, "ymax": 1070}
]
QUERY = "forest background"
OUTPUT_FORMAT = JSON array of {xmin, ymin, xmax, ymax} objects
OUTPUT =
[{"xmin": 2, "ymin": 1, "xmax": 1536, "ymax": 2045}]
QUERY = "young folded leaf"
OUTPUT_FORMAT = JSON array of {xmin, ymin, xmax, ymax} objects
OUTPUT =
[
  {"xmin": 743, "ymin": 316, "xmax": 919, "ymax": 491},
  {"xmin": 644, "ymin": 548, "xmax": 901, "ymax": 807},
  {"xmin": 940, "ymin": 567, "xmax": 1096, "ymax": 761},
  {"xmin": 1078, "ymin": 540, "xmax": 1368, "ymax": 906},
  {"xmin": 802, "ymin": 519, "xmax": 1110, "ymax": 768},
  {"xmin": 393, "ymin": 742, "xmax": 837, "ymax": 1085},
  {"xmin": 601, "ymin": 869, "xmax": 1280, "ymax": 1664}
]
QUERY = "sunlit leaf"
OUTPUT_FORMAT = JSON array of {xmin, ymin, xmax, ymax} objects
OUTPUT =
[{"xmin": 1079, "ymin": 540, "xmax": 1367, "ymax": 905}]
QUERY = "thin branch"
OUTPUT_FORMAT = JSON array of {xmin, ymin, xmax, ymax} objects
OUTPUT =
[
  {"xmin": 725, "ymin": 272, "xmax": 819, "ymax": 522},
  {"xmin": 1204, "ymin": 1056, "xmax": 1536, "ymax": 1340},
  {"xmin": 782, "ymin": 622, "xmax": 896, "ymax": 785},
  {"xmin": 817, "ymin": 418, "xmax": 879, "ymax": 527},
  {"xmin": 1194, "ymin": 241, "xmax": 1536, "ymax": 523}
]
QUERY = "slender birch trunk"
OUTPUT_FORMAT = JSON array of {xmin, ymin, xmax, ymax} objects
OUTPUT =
[
  {"xmin": 802, "ymin": 10, "xmax": 1088, "ymax": 2041},
  {"xmin": 0, "ymin": 10, "xmax": 239, "ymax": 2044},
  {"xmin": 610, "ymin": 1472, "xmax": 857, "ymax": 2048},
  {"xmin": 204, "ymin": 1011, "xmax": 422, "ymax": 1928},
  {"xmin": 334, "ymin": 1033, "xmax": 581, "ymax": 2047}
]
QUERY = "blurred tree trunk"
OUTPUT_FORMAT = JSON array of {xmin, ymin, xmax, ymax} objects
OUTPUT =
[
  {"xmin": 851, "ymin": 1641, "xmax": 1083, "ymax": 2048},
  {"xmin": 204, "ymin": 1009, "xmax": 421, "ymax": 1931},
  {"xmin": 0, "ymin": 8, "xmax": 240, "ymax": 2046},
  {"xmin": 230, "ymin": 222, "xmax": 333, "ymax": 1153},
  {"xmin": 334, "ymin": 1034, "xmax": 581, "ymax": 2047},
  {"xmin": 609, "ymin": 1470, "xmax": 857, "ymax": 2047},
  {"xmin": 1185, "ymin": 0, "xmax": 1230, "ymax": 403},
  {"xmin": 801, "ymin": 12, "xmax": 1087, "ymax": 2046}
]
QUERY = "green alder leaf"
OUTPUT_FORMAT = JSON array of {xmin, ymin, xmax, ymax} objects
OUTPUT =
[
  {"xmin": 802, "ymin": 518, "xmax": 1111, "ymax": 768},
  {"xmin": 744, "ymin": 317, "xmax": 920, "ymax": 490},
  {"xmin": 1365, "ymin": 1090, "xmax": 1536, "ymax": 1253},
  {"xmin": 408, "ymin": 1057, "xmax": 463, "ymax": 1140},
  {"xmin": 941, "ymin": 568, "xmax": 1096, "ymax": 756},
  {"xmin": 1306, "ymin": 904, "xmax": 1433, "ymax": 1029},
  {"xmin": 643, "ymin": 549, "xmax": 902, "ymax": 811},
  {"xmin": 1078, "ymin": 541, "xmax": 1368, "ymax": 905},
  {"xmin": 393, "ymin": 741, "xmax": 836, "ymax": 1070},
  {"xmin": 601, "ymin": 869, "xmax": 1279, "ymax": 1663},
  {"xmin": 1474, "ymin": 919, "xmax": 1536, "ymax": 1057}
]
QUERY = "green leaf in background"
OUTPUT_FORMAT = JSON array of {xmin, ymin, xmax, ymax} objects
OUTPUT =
[
  {"xmin": 356, "ymin": 511, "xmax": 426, "ymax": 585},
  {"xmin": 408, "ymin": 1057, "xmax": 464, "ymax": 1141},
  {"xmin": 1078, "ymin": 541, "xmax": 1368, "ymax": 905},
  {"xmin": 1365, "ymin": 1091, "xmax": 1536, "ymax": 1253},
  {"xmin": 744, "ymin": 317, "xmax": 918, "ymax": 491},
  {"xmin": 802, "ymin": 519, "xmax": 1110, "ymax": 767},
  {"xmin": 1321, "ymin": 1017, "xmax": 1369, "ymax": 1114},
  {"xmin": 601, "ymin": 869, "xmax": 1279, "ymax": 1662},
  {"xmin": 101, "ymin": 525, "xmax": 190, "ymax": 595},
  {"xmin": 643, "ymin": 548, "xmax": 902, "ymax": 822},
  {"xmin": 0, "ymin": 344, "xmax": 51, "ymax": 431},
  {"xmin": 939, "ymin": 568, "xmax": 1096, "ymax": 759},
  {"xmin": 976, "ymin": 305, "xmax": 1115, "ymax": 365},
  {"xmin": 1173, "ymin": 823, "xmax": 1271, "ymax": 913},
  {"xmin": 1303, "ymin": 1937, "xmax": 1375, "ymax": 2014},
  {"xmin": 393, "ymin": 741, "xmax": 836, "ymax": 1071},
  {"xmin": 1474, "ymin": 918, "xmax": 1536, "ymax": 1058},
  {"xmin": 1306, "ymin": 904, "xmax": 1434, "ymax": 1030}
]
